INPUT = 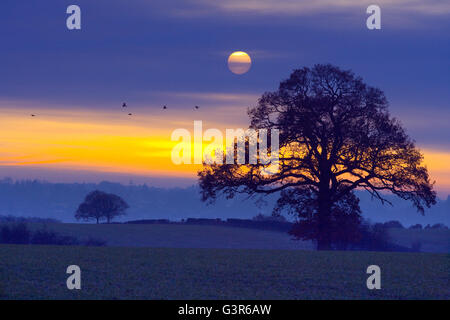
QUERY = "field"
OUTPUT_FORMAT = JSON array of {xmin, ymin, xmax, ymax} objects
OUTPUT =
[
  {"xmin": 19, "ymin": 222, "xmax": 450, "ymax": 253},
  {"xmin": 0, "ymin": 245, "xmax": 448, "ymax": 299},
  {"xmin": 23, "ymin": 222, "xmax": 313, "ymax": 250},
  {"xmin": 0, "ymin": 223, "xmax": 448, "ymax": 299}
]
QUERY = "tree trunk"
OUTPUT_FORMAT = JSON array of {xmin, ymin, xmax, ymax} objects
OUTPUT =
[
  {"xmin": 96, "ymin": 217, "xmax": 99, "ymax": 224},
  {"xmin": 317, "ymin": 172, "xmax": 332, "ymax": 251},
  {"xmin": 317, "ymin": 238, "xmax": 331, "ymax": 250},
  {"xmin": 317, "ymin": 210, "xmax": 332, "ymax": 251}
]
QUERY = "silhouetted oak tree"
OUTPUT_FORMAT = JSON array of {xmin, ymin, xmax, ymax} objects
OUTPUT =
[
  {"xmin": 199, "ymin": 64, "xmax": 436, "ymax": 250},
  {"xmin": 75, "ymin": 190, "xmax": 129, "ymax": 224}
]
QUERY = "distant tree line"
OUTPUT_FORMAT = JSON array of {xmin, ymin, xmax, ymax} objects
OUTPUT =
[
  {"xmin": 0, "ymin": 223, "xmax": 106, "ymax": 246},
  {"xmin": 125, "ymin": 216, "xmax": 293, "ymax": 232},
  {"xmin": 409, "ymin": 223, "xmax": 448, "ymax": 230},
  {"xmin": 0, "ymin": 178, "xmax": 448, "ymax": 225},
  {"xmin": 0, "ymin": 215, "xmax": 60, "ymax": 224},
  {"xmin": 370, "ymin": 220, "xmax": 448, "ymax": 230}
]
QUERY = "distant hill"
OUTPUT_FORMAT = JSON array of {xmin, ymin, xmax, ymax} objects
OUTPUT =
[{"xmin": 0, "ymin": 178, "xmax": 448, "ymax": 226}]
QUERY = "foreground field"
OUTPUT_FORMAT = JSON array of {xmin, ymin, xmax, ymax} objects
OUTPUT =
[{"xmin": 0, "ymin": 245, "xmax": 448, "ymax": 299}]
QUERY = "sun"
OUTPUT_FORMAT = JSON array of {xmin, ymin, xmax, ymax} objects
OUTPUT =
[{"xmin": 227, "ymin": 51, "xmax": 252, "ymax": 75}]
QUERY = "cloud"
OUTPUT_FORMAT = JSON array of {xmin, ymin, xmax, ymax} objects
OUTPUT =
[
  {"xmin": 166, "ymin": 92, "xmax": 260, "ymax": 104},
  {"xmin": 189, "ymin": 0, "xmax": 450, "ymax": 16}
]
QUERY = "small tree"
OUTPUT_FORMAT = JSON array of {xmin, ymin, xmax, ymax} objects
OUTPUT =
[{"xmin": 75, "ymin": 190, "xmax": 129, "ymax": 224}]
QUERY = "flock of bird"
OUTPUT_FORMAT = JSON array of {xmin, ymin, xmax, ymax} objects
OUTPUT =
[
  {"xmin": 30, "ymin": 103, "xmax": 200, "ymax": 117},
  {"xmin": 121, "ymin": 102, "xmax": 200, "ymax": 116}
]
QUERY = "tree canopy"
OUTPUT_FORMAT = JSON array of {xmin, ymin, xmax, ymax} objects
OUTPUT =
[
  {"xmin": 199, "ymin": 64, "xmax": 436, "ymax": 250},
  {"xmin": 75, "ymin": 190, "xmax": 129, "ymax": 224}
]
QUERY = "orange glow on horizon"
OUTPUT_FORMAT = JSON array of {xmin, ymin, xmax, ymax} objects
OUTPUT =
[{"xmin": 0, "ymin": 107, "xmax": 449, "ymax": 195}]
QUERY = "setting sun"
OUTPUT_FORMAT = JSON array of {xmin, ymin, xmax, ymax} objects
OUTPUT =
[{"xmin": 227, "ymin": 51, "xmax": 252, "ymax": 75}]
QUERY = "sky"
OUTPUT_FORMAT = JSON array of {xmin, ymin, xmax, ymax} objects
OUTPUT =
[{"xmin": 0, "ymin": 0, "xmax": 449, "ymax": 196}]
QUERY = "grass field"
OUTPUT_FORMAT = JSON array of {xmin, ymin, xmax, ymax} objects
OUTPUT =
[
  {"xmin": 20, "ymin": 222, "xmax": 450, "ymax": 253},
  {"xmin": 0, "ymin": 245, "xmax": 448, "ymax": 299},
  {"xmin": 24, "ymin": 223, "xmax": 314, "ymax": 250}
]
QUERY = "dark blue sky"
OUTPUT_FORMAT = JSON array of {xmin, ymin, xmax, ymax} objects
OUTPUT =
[{"xmin": 0, "ymin": 0, "xmax": 449, "ymax": 188}]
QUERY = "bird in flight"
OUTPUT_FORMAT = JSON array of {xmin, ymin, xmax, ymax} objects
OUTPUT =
[
  {"xmin": 163, "ymin": 105, "xmax": 167, "ymax": 110},
  {"xmin": 31, "ymin": 114, "xmax": 36, "ymax": 117},
  {"xmin": 128, "ymin": 113, "xmax": 132, "ymax": 116},
  {"xmin": 194, "ymin": 105, "xmax": 199, "ymax": 110},
  {"xmin": 122, "ymin": 103, "xmax": 127, "ymax": 108}
]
